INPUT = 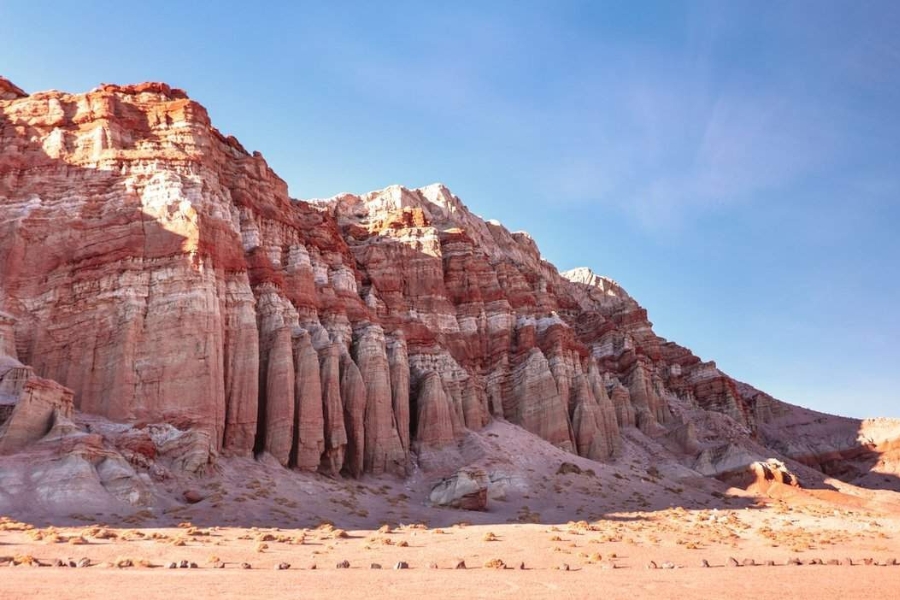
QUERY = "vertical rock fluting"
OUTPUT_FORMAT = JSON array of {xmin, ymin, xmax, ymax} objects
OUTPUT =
[
  {"xmin": 386, "ymin": 334, "xmax": 411, "ymax": 454},
  {"xmin": 318, "ymin": 343, "xmax": 347, "ymax": 476},
  {"xmin": 512, "ymin": 348, "xmax": 575, "ymax": 453},
  {"xmin": 0, "ymin": 312, "xmax": 17, "ymax": 359},
  {"xmin": 588, "ymin": 364, "xmax": 621, "ymax": 455},
  {"xmin": 262, "ymin": 326, "xmax": 295, "ymax": 466},
  {"xmin": 353, "ymin": 325, "xmax": 406, "ymax": 476},
  {"xmin": 414, "ymin": 371, "xmax": 455, "ymax": 450},
  {"xmin": 221, "ymin": 280, "xmax": 260, "ymax": 456},
  {"xmin": 291, "ymin": 329, "xmax": 324, "ymax": 471},
  {"xmin": 339, "ymin": 353, "xmax": 367, "ymax": 478},
  {"xmin": 609, "ymin": 382, "xmax": 636, "ymax": 428}
]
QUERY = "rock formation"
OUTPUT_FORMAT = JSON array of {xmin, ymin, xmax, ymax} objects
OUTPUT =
[{"xmin": 0, "ymin": 76, "xmax": 891, "ymax": 485}]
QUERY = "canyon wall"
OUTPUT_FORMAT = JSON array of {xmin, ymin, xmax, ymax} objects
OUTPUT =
[{"xmin": 0, "ymin": 77, "xmax": 803, "ymax": 477}]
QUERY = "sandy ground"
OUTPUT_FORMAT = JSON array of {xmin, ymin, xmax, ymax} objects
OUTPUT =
[
  {"xmin": 3, "ymin": 504, "xmax": 900, "ymax": 599},
  {"xmin": 4, "ymin": 421, "xmax": 900, "ymax": 598}
]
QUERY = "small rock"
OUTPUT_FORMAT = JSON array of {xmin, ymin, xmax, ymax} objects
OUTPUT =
[
  {"xmin": 661, "ymin": 562, "xmax": 676, "ymax": 570},
  {"xmin": 560, "ymin": 563, "xmax": 570, "ymax": 571},
  {"xmin": 309, "ymin": 564, "xmax": 316, "ymax": 570},
  {"xmin": 863, "ymin": 558, "xmax": 874, "ymax": 566},
  {"xmin": 67, "ymin": 559, "xmax": 78, "ymax": 568},
  {"xmin": 428, "ymin": 562, "xmax": 439, "ymax": 569},
  {"xmin": 370, "ymin": 563, "xmax": 382, "ymax": 569},
  {"xmin": 455, "ymin": 560, "xmax": 466, "ymax": 570},
  {"xmin": 241, "ymin": 562, "xmax": 252, "ymax": 570},
  {"xmin": 189, "ymin": 562, "xmax": 198, "ymax": 569},
  {"xmin": 518, "ymin": 561, "xmax": 525, "ymax": 570},
  {"xmin": 789, "ymin": 558, "xmax": 802, "ymax": 566},
  {"xmin": 336, "ymin": 560, "xmax": 350, "ymax": 569},
  {"xmin": 827, "ymin": 559, "xmax": 841, "ymax": 566},
  {"xmin": 766, "ymin": 560, "xmax": 776, "ymax": 566},
  {"xmin": 646, "ymin": 560, "xmax": 658, "ymax": 570},
  {"xmin": 742, "ymin": 558, "xmax": 755, "ymax": 567},
  {"xmin": 276, "ymin": 562, "xmax": 290, "ymax": 570},
  {"xmin": 845, "ymin": 558, "xmax": 854, "ymax": 566},
  {"xmin": 700, "ymin": 559, "xmax": 710, "ymax": 568},
  {"xmin": 183, "ymin": 490, "xmax": 204, "ymax": 504},
  {"xmin": 167, "ymin": 562, "xmax": 178, "ymax": 569},
  {"xmin": 727, "ymin": 557, "xmax": 740, "ymax": 567},
  {"xmin": 52, "ymin": 559, "xmax": 65, "ymax": 568},
  {"xmin": 215, "ymin": 562, "xmax": 225, "ymax": 569},
  {"xmin": 394, "ymin": 561, "xmax": 409, "ymax": 570},
  {"xmin": 76, "ymin": 558, "xmax": 91, "ymax": 569}
]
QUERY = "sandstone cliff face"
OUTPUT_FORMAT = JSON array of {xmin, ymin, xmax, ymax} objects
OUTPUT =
[{"xmin": 0, "ymin": 77, "xmax": 843, "ymax": 478}]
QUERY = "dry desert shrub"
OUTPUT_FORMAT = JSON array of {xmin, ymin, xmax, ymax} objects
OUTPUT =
[
  {"xmin": 482, "ymin": 531, "xmax": 499, "ymax": 542},
  {"xmin": 484, "ymin": 558, "xmax": 506, "ymax": 569},
  {"xmin": 84, "ymin": 527, "xmax": 117, "ymax": 540},
  {"xmin": 0, "ymin": 517, "xmax": 33, "ymax": 531}
]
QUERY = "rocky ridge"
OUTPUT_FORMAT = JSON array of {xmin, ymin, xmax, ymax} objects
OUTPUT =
[{"xmin": 0, "ymin": 77, "xmax": 896, "ymax": 504}]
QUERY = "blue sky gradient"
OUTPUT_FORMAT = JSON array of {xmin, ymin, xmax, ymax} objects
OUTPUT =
[{"xmin": 2, "ymin": 1, "xmax": 898, "ymax": 418}]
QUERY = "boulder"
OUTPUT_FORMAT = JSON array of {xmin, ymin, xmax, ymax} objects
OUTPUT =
[{"xmin": 429, "ymin": 467, "xmax": 489, "ymax": 511}]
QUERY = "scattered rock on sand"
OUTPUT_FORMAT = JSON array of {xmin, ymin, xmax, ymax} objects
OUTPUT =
[
  {"xmin": 646, "ymin": 561, "xmax": 657, "ymax": 570},
  {"xmin": 276, "ymin": 562, "xmax": 290, "ymax": 570},
  {"xmin": 337, "ymin": 560, "xmax": 350, "ymax": 569},
  {"xmin": 241, "ymin": 562, "xmax": 252, "ymax": 570},
  {"xmin": 455, "ymin": 560, "xmax": 466, "ymax": 570},
  {"xmin": 727, "ymin": 557, "xmax": 740, "ymax": 567},
  {"xmin": 394, "ymin": 561, "xmax": 409, "ymax": 570},
  {"xmin": 370, "ymin": 563, "xmax": 382, "ymax": 569},
  {"xmin": 701, "ymin": 559, "xmax": 710, "ymax": 568}
]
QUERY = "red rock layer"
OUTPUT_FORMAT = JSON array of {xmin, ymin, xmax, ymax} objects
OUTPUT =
[{"xmin": 0, "ymin": 80, "xmax": 801, "ymax": 476}]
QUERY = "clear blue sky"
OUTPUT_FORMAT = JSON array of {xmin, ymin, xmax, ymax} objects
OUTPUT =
[{"xmin": 2, "ymin": 1, "xmax": 898, "ymax": 418}]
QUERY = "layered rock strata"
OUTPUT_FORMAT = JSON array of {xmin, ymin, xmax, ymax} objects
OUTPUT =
[{"xmin": 0, "ymin": 77, "xmax": 857, "ymax": 478}]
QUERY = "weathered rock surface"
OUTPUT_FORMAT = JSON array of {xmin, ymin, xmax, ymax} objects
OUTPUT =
[
  {"xmin": 0, "ymin": 78, "xmax": 892, "ymax": 484},
  {"xmin": 429, "ymin": 467, "xmax": 489, "ymax": 510}
]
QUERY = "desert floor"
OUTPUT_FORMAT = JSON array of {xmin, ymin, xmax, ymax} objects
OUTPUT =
[{"xmin": 3, "ymin": 503, "xmax": 900, "ymax": 599}]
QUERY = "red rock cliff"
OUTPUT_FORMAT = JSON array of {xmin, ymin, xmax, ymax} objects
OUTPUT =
[{"xmin": 0, "ymin": 78, "xmax": 798, "ymax": 476}]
